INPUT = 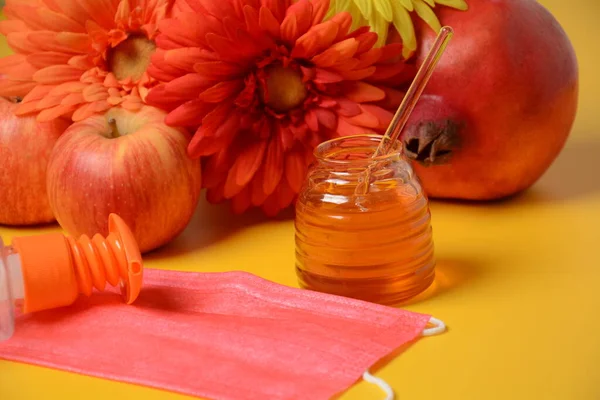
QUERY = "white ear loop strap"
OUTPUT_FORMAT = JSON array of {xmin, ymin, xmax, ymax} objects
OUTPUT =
[
  {"xmin": 422, "ymin": 316, "xmax": 446, "ymax": 336},
  {"xmin": 363, "ymin": 316, "xmax": 446, "ymax": 400},
  {"xmin": 363, "ymin": 371, "xmax": 394, "ymax": 400}
]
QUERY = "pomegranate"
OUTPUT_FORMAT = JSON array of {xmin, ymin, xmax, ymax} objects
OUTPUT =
[{"xmin": 399, "ymin": 0, "xmax": 579, "ymax": 200}]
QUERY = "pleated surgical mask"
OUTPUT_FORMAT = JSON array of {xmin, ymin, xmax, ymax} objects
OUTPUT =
[{"xmin": 0, "ymin": 268, "xmax": 445, "ymax": 400}]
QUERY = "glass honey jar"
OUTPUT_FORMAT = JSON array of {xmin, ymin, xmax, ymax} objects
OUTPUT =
[{"xmin": 294, "ymin": 134, "xmax": 436, "ymax": 305}]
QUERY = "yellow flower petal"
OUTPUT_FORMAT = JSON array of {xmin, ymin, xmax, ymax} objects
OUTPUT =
[
  {"xmin": 354, "ymin": 0, "xmax": 373, "ymax": 20},
  {"xmin": 326, "ymin": 0, "xmax": 468, "ymax": 59},
  {"xmin": 335, "ymin": 0, "xmax": 352, "ymax": 14},
  {"xmin": 324, "ymin": 5, "xmax": 335, "ymax": 20},
  {"xmin": 374, "ymin": 0, "xmax": 393, "ymax": 22},
  {"xmin": 413, "ymin": 0, "xmax": 442, "ymax": 33},
  {"xmin": 434, "ymin": 0, "xmax": 469, "ymax": 10},
  {"xmin": 348, "ymin": 2, "xmax": 367, "ymax": 30},
  {"xmin": 391, "ymin": 0, "xmax": 416, "ymax": 53},
  {"xmin": 371, "ymin": 10, "xmax": 389, "ymax": 46},
  {"xmin": 399, "ymin": 0, "xmax": 414, "ymax": 11}
]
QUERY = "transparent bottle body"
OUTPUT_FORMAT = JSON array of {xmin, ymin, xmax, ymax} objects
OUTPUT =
[{"xmin": 0, "ymin": 238, "xmax": 24, "ymax": 341}]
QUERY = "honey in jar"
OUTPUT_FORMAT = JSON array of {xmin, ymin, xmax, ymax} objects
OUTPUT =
[{"xmin": 294, "ymin": 134, "xmax": 435, "ymax": 305}]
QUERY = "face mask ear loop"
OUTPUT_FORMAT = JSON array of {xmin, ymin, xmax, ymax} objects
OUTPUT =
[
  {"xmin": 362, "ymin": 316, "xmax": 446, "ymax": 400},
  {"xmin": 362, "ymin": 370, "xmax": 394, "ymax": 400},
  {"xmin": 422, "ymin": 316, "xmax": 446, "ymax": 336}
]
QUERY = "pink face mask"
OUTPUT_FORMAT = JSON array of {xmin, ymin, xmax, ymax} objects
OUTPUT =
[{"xmin": 0, "ymin": 269, "xmax": 444, "ymax": 399}]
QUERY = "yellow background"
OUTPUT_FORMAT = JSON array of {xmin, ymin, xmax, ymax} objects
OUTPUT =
[{"xmin": 1, "ymin": 0, "xmax": 599, "ymax": 399}]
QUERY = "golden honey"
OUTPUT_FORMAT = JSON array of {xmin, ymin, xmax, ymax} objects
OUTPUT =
[{"xmin": 295, "ymin": 135, "xmax": 435, "ymax": 305}]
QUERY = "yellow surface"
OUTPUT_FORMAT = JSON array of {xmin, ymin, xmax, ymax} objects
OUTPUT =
[{"xmin": 1, "ymin": 0, "xmax": 599, "ymax": 399}]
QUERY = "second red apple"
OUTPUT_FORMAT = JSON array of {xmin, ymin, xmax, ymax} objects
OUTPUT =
[
  {"xmin": 0, "ymin": 96, "xmax": 70, "ymax": 226},
  {"xmin": 46, "ymin": 106, "xmax": 202, "ymax": 253}
]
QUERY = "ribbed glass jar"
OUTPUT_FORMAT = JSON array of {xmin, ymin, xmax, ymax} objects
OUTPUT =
[{"xmin": 295, "ymin": 134, "xmax": 435, "ymax": 305}]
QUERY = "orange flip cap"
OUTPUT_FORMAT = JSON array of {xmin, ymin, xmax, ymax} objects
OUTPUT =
[{"xmin": 11, "ymin": 214, "xmax": 143, "ymax": 313}]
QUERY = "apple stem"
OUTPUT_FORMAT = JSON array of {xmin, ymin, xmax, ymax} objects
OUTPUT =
[{"xmin": 108, "ymin": 118, "xmax": 122, "ymax": 138}]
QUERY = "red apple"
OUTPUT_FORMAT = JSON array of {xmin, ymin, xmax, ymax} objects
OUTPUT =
[
  {"xmin": 0, "ymin": 96, "xmax": 70, "ymax": 225},
  {"xmin": 46, "ymin": 105, "xmax": 202, "ymax": 253}
]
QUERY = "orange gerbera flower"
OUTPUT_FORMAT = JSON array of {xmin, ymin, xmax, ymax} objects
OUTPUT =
[
  {"xmin": 147, "ymin": 0, "xmax": 414, "ymax": 216},
  {"xmin": 0, "ymin": 0, "xmax": 172, "ymax": 122}
]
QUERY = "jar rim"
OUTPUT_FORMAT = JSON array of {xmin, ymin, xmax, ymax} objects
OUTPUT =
[{"xmin": 313, "ymin": 134, "xmax": 403, "ymax": 165}]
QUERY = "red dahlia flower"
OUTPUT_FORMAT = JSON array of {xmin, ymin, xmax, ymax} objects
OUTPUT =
[
  {"xmin": 147, "ymin": 0, "xmax": 414, "ymax": 216},
  {"xmin": 0, "ymin": 0, "xmax": 172, "ymax": 122}
]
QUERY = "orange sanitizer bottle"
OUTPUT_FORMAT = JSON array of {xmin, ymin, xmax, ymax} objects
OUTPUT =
[{"xmin": 294, "ymin": 134, "xmax": 436, "ymax": 305}]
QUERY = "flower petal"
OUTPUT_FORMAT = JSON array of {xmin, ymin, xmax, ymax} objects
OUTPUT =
[
  {"xmin": 262, "ymin": 0, "xmax": 286, "ymax": 22},
  {"xmin": 188, "ymin": 127, "xmax": 224, "ymax": 159},
  {"xmin": 165, "ymin": 73, "xmax": 214, "ymax": 98},
  {"xmin": 355, "ymin": 47, "xmax": 382, "ymax": 69},
  {"xmin": 78, "ymin": 0, "xmax": 120, "ymax": 29},
  {"xmin": 165, "ymin": 99, "xmax": 215, "ymax": 127},
  {"xmin": 0, "ymin": 20, "xmax": 28, "ymax": 36},
  {"xmin": 292, "ymin": 20, "xmax": 338, "ymax": 59},
  {"xmin": 164, "ymin": 47, "xmax": 206, "ymax": 71},
  {"xmin": 285, "ymin": 149, "xmax": 307, "ymax": 193},
  {"xmin": 200, "ymin": 101, "xmax": 233, "ymax": 134},
  {"xmin": 0, "ymin": 54, "xmax": 27, "ymax": 74},
  {"xmin": 33, "ymin": 65, "xmax": 84, "ymax": 84},
  {"xmin": 250, "ymin": 165, "xmax": 270, "ymax": 207},
  {"xmin": 61, "ymin": 92, "xmax": 86, "ymax": 106},
  {"xmin": 35, "ymin": 7, "xmax": 86, "ymax": 32},
  {"xmin": 344, "ymin": 82, "xmax": 386, "ymax": 103},
  {"xmin": 188, "ymin": 113, "xmax": 239, "ymax": 158},
  {"xmin": 205, "ymin": 153, "xmax": 235, "ymax": 200},
  {"xmin": 49, "ymin": 81, "xmax": 88, "ymax": 96},
  {"xmin": 336, "ymin": 116, "xmax": 374, "ymax": 137},
  {"xmin": 276, "ymin": 179, "xmax": 297, "ymax": 212},
  {"xmin": 280, "ymin": 13, "xmax": 298, "ymax": 44},
  {"xmin": 259, "ymin": 6, "xmax": 281, "ymax": 39},
  {"xmin": 340, "ymin": 66, "xmax": 376, "ymax": 80},
  {"xmin": 21, "ymin": 85, "xmax": 54, "ymax": 103},
  {"xmin": 231, "ymin": 184, "xmax": 252, "ymax": 215},
  {"xmin": 37, "ymin": 104, "xmax": 75, "ymax": 122},
  {"xmin": 330, "ymin": 12, "xmax": 353, "ymax": 42},
  {"xmin": 345, "ymin": 110, "xmax": 380, "ymax": 128},
  {"xmin": 312, "ymin": 68, "xmax": 343, "ymax": 84},
  {"xmin": 37, "ymin": 94, "xmax": 65, "ymax": 110},
  {"xmin": 224, "ymin": 139, "xmax": 267, "ymax": 198},
  {"xmin": 83, "ymin": 83, "xmax": 109, "ymax": 102},
  {"xmin": 413, "ymin": 0, "xmax": 442, "ymax": 33},
  {"xmin": 314, "ymin": 107, "xmax": 337, "ymax": 130},
  {"xmin": 335, "ymin": 97, "xmax": 362, "ymax": 116},
  {"xmin": 353, "ymin": 0, "xmax": 373, "ymax": 20},
  {"xmin": 360, "ymin": 104, "xmax": 394, "ymax": 130},
  {"xmin": 199, "ymin": 80, "xmax": 244, "ymax": 103},
  {"xmin": 26, "ymin": 51, "xmax": 73, "ymax": 69},
  {"xmin": 282, "ymin": 0, "xmax": 313, "ymax": 41},
  {"xmin": 13, "ymin": 99, "xmax": 44, "ymax": 115},
  {"xmin": 25, "ymin": 32, "xmax": 91, "ymax": 54},
  {"xmin": 193, "ymin": 61, "xmax": 246, "ymax": 79},
  {"xmin": 304, "ymin": 109, "xmax": 319, "ymax": 131},
  {"xmin": 310, "ymin": 0, "xmax": 330, "ymax": 25},
  {"xmin": 391, "ymin": 0, "xmax": 417, "ymax": 54},
  {"xmin": 0, "ymin": 80, "xmax": 36, "ymax": 98},
  {"xmin": 263, "ymin": 135, "xmax": 284, "ymax": 196},
  {"xmin": 205, "ymin": 32, "xmax": 260, "ymax": 62},
  {"xmin": 312, "ymin": 38, "xmax": 359, "ymax": 67},
  {"xmin": 374, "ymin": 0, "xmax": 393, "ymax": 22}
]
